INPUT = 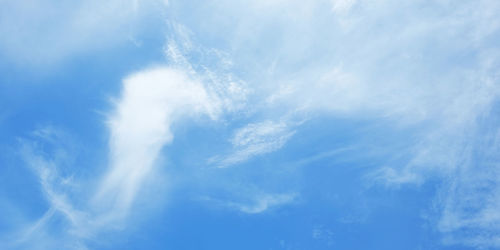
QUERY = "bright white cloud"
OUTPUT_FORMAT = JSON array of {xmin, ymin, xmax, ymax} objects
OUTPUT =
[{"xmin": 94, "ymin": 66, "xmax": 221, "ymax": 220}]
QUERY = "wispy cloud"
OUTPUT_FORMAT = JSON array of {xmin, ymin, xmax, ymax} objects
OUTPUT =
[
  {"xmin": 330, "ymin": 0, "xmax": 357, "ymax": 14},
  {"xmin": 0, "ymin": 0, "xmax": 167, "ymax": 66},
  {"xmin": 10, "ymin": 64, "xmax": 240, "ymax": 248},
  {"xmin": 166, "ymin": 0, "xmax": 500, "ymax": 247},
  {"xmin": 4, "ymin": 0, "xmax": 500, "ymax": 248},
  {"xmin": 201, "ymin": 192, "xmax": 297, "ymax": 214},
  {"xmin": 210, "ymin": 121, "xmax": 295, "ymax": 168},
  {"xmin": 10, "ymin": 127, "xmax": 90, "ymax": 249},
  {"xmin": 232, "ymin": 193, "xmax": 297, "ymax": 214},
  {"xmin": 7, "ymin": 20, "xmax": 253, "ymax": 246}
]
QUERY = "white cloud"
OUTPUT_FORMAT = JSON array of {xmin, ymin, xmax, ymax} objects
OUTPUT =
[
  {"xmin": 0, "ymin": 0, "xmax": 166, "ymax": 65},
  {"xmin": 235, "ymin": 193, "xmax": 297, "ymax": 214},
  {"xmin": 6, "ymin": 15, "xmax": 252, "ymax": 245},
  {"xmin": 210, "ymin": 121, "xmax": 295, "ymax": 167},
  {"xmin": 172, "ymin": 0, "xmax": 500, "ymax": 247},
  {"xmin": 163, "ymin": 26, "xmax": 249, "ymax": 114},
  {"xmin": 330, "ymin": 0, "xmax": 357, "ymax": 14},
  {"xmin": 11, "ymin": 65, "xmax": 236, "ymax": 248},
  {"xmin": 94, "ymin": 66, "xmax": 220, "ymax": 220},
  {"xmin": 6, "ymin": 0, "xmax": 500, "ymax": 248},
  {"xmin": 11, "ymin": 127, "xmax": 90, "ymax": 249},
  {"xmin": 312, "ymin": 225, "xmax": 335, "ymax": 246},
  {"xmin": 202, "ymin": 192, "xmax": 297, "ymax": 214},
  {"xmin": 20, "ymin": 128, "xmax": 82, "ymax": 224},
  {"xmin": 429, "ymin": 114, "xmax": 500, "ymax": 249}
]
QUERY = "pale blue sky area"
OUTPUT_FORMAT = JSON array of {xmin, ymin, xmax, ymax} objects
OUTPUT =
[{"xmin": 1, "ymin": 1, "xmax": 500, "ymax": 249}]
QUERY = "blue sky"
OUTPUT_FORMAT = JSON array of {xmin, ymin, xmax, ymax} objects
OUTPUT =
[{"xmin": 1, "ymin": 0, "xmax": 500, "ymax": 249}]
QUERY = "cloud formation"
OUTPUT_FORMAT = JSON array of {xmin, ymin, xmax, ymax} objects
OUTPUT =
[
  {"xmin": 10, "ymin": 66, "xmax": 231, "ymax": 248},
  {"xmin": 201, "ymin": 192, "xmax": 297, "ymax": 214},
  {"xmin": 210, "ymin": 121, "xmax": 295, "ymax": 167},
  {"xmin": 4, "ymin": 0, "xmax": 500, "ymax": 249},
  {"xmin": 164, "ymin": 0, "xmax": 500, "ymax": 247},
  {"xmin": 94, "ymin": 67, "xmax": 221, "ymax": 219},
  {"xmin": 0, "ymin": 0, "xmax": 166, "ymax": 65}
]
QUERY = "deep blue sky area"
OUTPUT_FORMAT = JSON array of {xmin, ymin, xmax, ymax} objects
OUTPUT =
[{"xmin": 1, "ymin": 1, "xmax": 499, "ymax": 249}]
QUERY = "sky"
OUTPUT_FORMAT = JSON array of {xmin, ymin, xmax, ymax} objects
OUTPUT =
[{"xmin": 0, "ymin": 0, "xmax": 500, "ymax": 249}]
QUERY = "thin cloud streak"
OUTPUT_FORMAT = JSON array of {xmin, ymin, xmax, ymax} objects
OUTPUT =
[
  {"xmin": 200, "ymin": 192, "xmax": 297, "ymax": 214},
  {"xmin": 210, "ymin": 121, "xmax": 295, "ymax": 168}
]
